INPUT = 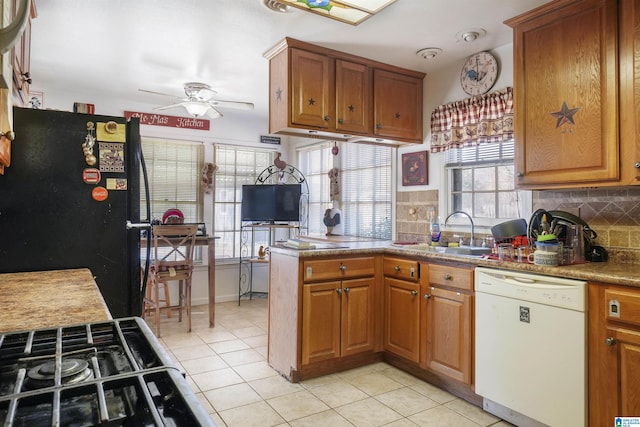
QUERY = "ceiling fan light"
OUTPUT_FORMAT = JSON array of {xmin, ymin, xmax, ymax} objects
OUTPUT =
[{"xmin": 183, "ymin": 101, "xmax": 210, "ymax": 117}]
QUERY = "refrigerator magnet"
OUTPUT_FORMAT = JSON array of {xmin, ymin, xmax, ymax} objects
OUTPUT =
[
  {"xmin": 106, "ymin": 178, "xmax": 127, "ymax": 190},
  {"xmin": 98, "ymin": 142, "xmax": 125, "ymax": 173},
  {"xmin": 82, "ymin": 168, "xmax": 101, "ymax": 184},
  {"xmin": 92, "ymin": 186, "xmax": 108, "ymax": 202}
]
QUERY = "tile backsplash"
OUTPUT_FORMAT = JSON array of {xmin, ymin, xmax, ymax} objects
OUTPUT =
[{"xmin": 396, "ymin": 187, "xmax": 640, "ymax": 263}]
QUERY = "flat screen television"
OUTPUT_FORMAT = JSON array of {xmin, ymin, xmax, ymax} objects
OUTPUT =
[{"xmin": 241, "ymin": 184, "xmax": 302, "ymax": 223}]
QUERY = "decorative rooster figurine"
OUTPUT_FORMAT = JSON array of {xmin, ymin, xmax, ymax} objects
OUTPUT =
[{"xmin": 274, "ymin": 152, "xmax": 287, "ymax": 170}]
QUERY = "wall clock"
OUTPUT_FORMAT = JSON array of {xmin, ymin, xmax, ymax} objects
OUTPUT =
[{"xmin": 460, "ymin": 51, "xmax": 498, "ymax": 96}]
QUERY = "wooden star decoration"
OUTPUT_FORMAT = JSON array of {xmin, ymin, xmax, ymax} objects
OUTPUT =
[
  {"xmin": 308, "ymin": 98, "xmax": 315, "ymax": 106},
  {"xmin": 348, "ymin": 105, "xmax": 355, "ymax": 112},
  {"xmin": 395, "ymin": 112, "xmax": 401, "ymax": 119},
  {"xmin": 551, "ymin": 102, "xmax": 580, "ymax": 128},
  {"xmin": 275, "ymin": 88, "xmax": 282, "ymax": 102}
]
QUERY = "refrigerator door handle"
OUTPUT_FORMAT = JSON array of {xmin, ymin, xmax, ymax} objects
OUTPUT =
[{"xmin": 126, "ymin": 221, "xmax": 152, "ymax": 230}]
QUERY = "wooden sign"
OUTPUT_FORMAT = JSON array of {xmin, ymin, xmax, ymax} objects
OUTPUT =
[{"xmin": 124, "ymin": 111, "xmax": 210, "ymax": 130}]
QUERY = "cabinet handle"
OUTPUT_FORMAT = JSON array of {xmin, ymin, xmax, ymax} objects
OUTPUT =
[
  {"xmin": 338, "ymin": 118, "xmax": 344, "ymax": 124},
  {"xmin": 605, "ymin": 337, "xmax": 617, "ymax": 346},
  {"xmin": 394, "ymin": 265, "xmax": 401, "ymax": 272},
  {"xmin": 336, "ymin": 288, "xmax": 342, "ymax": 295},
  {"xmin": 344, "ymin": 287, "xmax": 350, "ymax": 293},
  {"xmin": 411, "ymin": 290, "xmax": 418, "ymax": 296},
  {"xmin": 339, "ymin": 264, "xmax": 346, "ymax": 272},
  {"xmin": 424, "ymin": 294, "xmax": 431, "ymax": 300},
  {"xmin": 443, "ymin": 274, "xmax": 452, "ymax": 281},
  {"xmin": 324, "ymin": 115, "xmax": 330, "ymax": 122}
]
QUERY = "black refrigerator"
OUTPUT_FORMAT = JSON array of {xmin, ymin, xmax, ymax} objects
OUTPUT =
[{"xmin": 0, "ymin": 107, "xmax": 146, "ymax": 318}]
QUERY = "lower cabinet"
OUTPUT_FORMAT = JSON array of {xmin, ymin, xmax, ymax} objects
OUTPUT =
[
  {"xmin": 589, "ymin": 283, "xmax": 640, "ymax": 426},
  {"xmin": 383, "ymin": 258, "xmax": 474, "ymax": 386},
  {"xmin": 302, "ymin": 276, "xmax": 376, "ymax": 365}
]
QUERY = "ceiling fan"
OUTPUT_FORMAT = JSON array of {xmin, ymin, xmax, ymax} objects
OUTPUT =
[{"xmin": 139, "ymin": 82, "xmax": 254, "ymax": 119}]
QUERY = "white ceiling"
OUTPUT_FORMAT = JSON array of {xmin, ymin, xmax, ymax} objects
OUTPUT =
[{"xmin": 29, "ymin": 0, "xmax": 550, "ymax": 124}]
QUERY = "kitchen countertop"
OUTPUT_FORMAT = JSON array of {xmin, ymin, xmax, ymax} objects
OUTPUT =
[
  {"xmin": 271, "ymin": 240, "xmax": 640, "ymax": 288},
  {"xmin": 0, "ymin": 268, "xmax": 112, "ymax": 333}
]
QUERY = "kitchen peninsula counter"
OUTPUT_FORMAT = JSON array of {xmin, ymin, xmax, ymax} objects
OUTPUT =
[
  {"xmin": 270, "ymin": 240, "xmax": 640, "ymax": 287},
  {"xmin": 0, "ymin": 268, "xmax": 112, "ymax": 333}
]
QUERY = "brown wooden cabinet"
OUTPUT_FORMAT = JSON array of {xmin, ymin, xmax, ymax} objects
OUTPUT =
[
  {"xmin": 420, "ymin": 263, "xmax": 473, "ymax": 386},
  {"xmin": 383, "ymin": 257, "xmax": 421, "ymax": 363},
  {"xmin": 301, "ymin": 257, "xmax": 377, "ymax": 367},
  {"xmin": 264, "ymin": 37, "xmax": 424, "ymax": 144},
  {"xmin": 506, "ymin": 0, "xmax": 640, "ymax": 188},
  {"xmin": 10, "ymin": 0, "xmax": 37, "ymax": 107},
  {"xmin": 589, "ymin": 282, "xmax": 640, "ymax": 426}
]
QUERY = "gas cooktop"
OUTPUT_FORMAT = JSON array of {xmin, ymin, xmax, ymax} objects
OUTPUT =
[{"xmin": 0, "ymin": 317, "xmax": 214, "ymax": 426}]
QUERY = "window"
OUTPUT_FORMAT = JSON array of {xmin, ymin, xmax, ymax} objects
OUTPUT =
[
  {"xmin": 214, "ymin": 146, "xmax": 274, "ymax": 259},
  {"xmin": 298, "ymin": 142, "xmax": 393, "ymax": 240},
  {"xmin": 297, "ymin": 142, "xmax": 333, "ymax": 235},
  {"xmin": 445, "ymin": 140, "xmax": 526, "ymax": 226},
  {"xmin": 140, "ymin": 137, "xmax": 204, "ymax": 223}
]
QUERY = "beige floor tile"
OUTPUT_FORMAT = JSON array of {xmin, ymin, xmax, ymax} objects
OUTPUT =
[
  {"xmin": 241, "ymin": 334, "xmax": 268, "ymax": 348},
  {"xmin": 181, "ymin": 354, "xmax": 229, "ymax": 375},
  {"xmin": 336, "ymin": 362, "xmax": 390, "ymax": 382},
  {"xmin": 209, "ymin": 412, "xmax": 227, "ymax": 427},
  {"xmin": 203, "ymin": 382, "xmax": 262, "ymax": 411},
  {"xmin": 374, "ymin": 387, "xmax": 439, "ymax": 417},
  {"xmin": 209, "ymin": 338, "xmax": 250, "ymax": 354},
  {"xmin": 232, "ymin": 360, "xmax": 278, "ymax": 382},
  {"xmin": 230, "ymin": 325, "xmax": 266, "ymax": 338},
  {"xmin": 299, "ymin": 373, "xmax": 341, "ymax": 390},
  {"xmin": 267, "ymin": 390, "xmax": 330, "ymax": 422},
  {"xmin": 408, "ymin": 405, "xmax": 480, "ymax": 427},
  {"xmin": 289, "ymin": 409, "xmax": 353, "ymax": 427},
  {"xmin": 197, "ymin": 329, "xmax": 236, "ymax": 344},
  {"xmin": 409, "ymin": 381, "xmax": 457, "ymax": 404},
  {"xmin": 191, "ymin": 367, "xmax": 244, "ymax": 391},
  {"xmin": 249, "ymin": 374, "xmax": 304, "ymax": 399},
  {"xmin": 335, "ymin": 396, "xmax": 403, "ymax": 427},
  {"xmin": 219, "ymin": 401, "xmax": 285, "ymax": 427},
  {"xmin": 171, "ymin": 343, "xmax": 216, "ymax": 361},
  {"xmin": 384, "ymin": 419, "xmax": 420, "ymax": 426},
  {"xmin": 309, "ymin": 379, "xmax": 368, "ymax": 408},
  {"xmin": 445, "ymin": 398, "xmax": 501, "ymax": 426},
  {"xmin": 219, "ymin": 348, "xmax": 264, "ymax": 367},
  {"xmin": 159, "ymin": 332, "xmax": 205, "ymax": 349},
  {"xmin": 348, "ymin": 371, "xmax": 404, "ymax": 396},
  {"xmin": 381, "ymin": 366, "xmax": 424, "ymax": 386},
  {"xmin": 254, "ymin": 345, "xmax": 268, "ymax": 358}
]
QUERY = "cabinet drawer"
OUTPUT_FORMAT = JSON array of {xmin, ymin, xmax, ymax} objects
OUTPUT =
[
  {"xmin": 383, "ymin": 257, "xmax": 419, "ymax": 281},
  {"xmin": 303, "ymin": 257, "xmax": 375, "ymax": 282},
  {"xmin": 605, "ymin": 289, "xmax": 640, "ymax": 326},
  {"xmin": 427, "ymin": 264, "xmax": 473, "ymax": 291}
]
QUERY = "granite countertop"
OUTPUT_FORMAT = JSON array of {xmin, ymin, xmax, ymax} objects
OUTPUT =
[
  {"xmin": 0, "ymin": 268, "xmax": 112, "ymax": 333},
  {"xmin": 271, "ymin": 239, "xmax": 640, "ymax": 288}
]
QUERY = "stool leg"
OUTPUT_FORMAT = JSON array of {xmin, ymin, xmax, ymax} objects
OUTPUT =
[
  {"xmin": 154, "ymin": 280, "xmax": 161, "ymax": 337},
  {"xmin": 186, "ymin": 276, "xmax": 192, "ymax": 333},
  {"xmin": 163, "ymin": 282, "xmax": 172, "ymax": 318}
]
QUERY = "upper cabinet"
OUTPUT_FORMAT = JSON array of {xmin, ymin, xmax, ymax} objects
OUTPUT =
[
  {"xmin": 264, "ymin": 38, "xmax": 425, "ymax": 145},
  {"xmin": 506, "ymin": 0, "xmax": 640, "ymax": 189},
  {"xmin": 11, "ymin": 0, "xmax": 37, "ymax": 107}
]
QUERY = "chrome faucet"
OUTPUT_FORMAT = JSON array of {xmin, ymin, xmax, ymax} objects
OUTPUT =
[{"xmin": 444, "ymin": 211, "xmax": 475, "ymax": 247}]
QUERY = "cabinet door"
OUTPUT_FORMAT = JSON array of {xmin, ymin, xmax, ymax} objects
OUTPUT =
[
  {"xmin": 341, "ymin": 277, "xmax": 375, "ymax": 357},
  {"xmin": 373, "ymin": 69, "xmax": 423, "ymax": 141},
  {"xmin": 335, "ymin": 59, "xmax": 370, "ymax": 134},
  {"xmin": 510, "ymin": 0, "xmax": 619, "ymax": 187},
  {"xmin": 604, "ymin": 326, "xmax": 640, "ymax": 416},
  {"xmin": 383, "ymin": 277, "xmax": 420, "ymax": 363},
  {"xmin": 423, "ymin": 286, "xmax": 472, "ymax": 385},
  {"xmin": 291, "ymin": 48, "xmax": 332, "ymax": 129},
  {"xmin": 302, "ymin": 281, "xmax": 341, "ymax": 365}
]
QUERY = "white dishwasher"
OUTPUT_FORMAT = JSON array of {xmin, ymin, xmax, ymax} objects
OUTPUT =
[{"xmin": 475, "ymin": 267, "xmax": 587, "ymax": 427}]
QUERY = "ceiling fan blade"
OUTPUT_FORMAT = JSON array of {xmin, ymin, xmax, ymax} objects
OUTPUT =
[
  {"xmin": 209, "ymin": 100, "xmax": 254, "ymax": 110},
  {"xmin": 152, "ymin": 102, "xmax": 186, "ymax": 111},
  {"xmin": 139, "ymin": 88, "xmax": 182, "ymax": 99},
  {"xmin": 206, "ymin": 107, "xmax": 223, "ymax": 119}
]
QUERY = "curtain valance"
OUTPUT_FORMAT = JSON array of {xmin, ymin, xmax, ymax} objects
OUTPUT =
[{"xmin": 430, "ymin": 87, "xmax": 513, "ymax": 153}]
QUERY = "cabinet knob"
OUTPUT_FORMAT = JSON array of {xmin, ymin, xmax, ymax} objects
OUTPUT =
[
  {"xmin": 443, "ymin": 274, "xmax": 452, "ymax": 281},
  {"xmin": 376, "ymin": 123, "xmax": 382, "ymax": 129},
  {"xmin": 634, "ymin": 162, "xmax": 640, "ymax": 169},
  {"xmin": 344, "ymin": 287, "xmax": 350, "ymax": 293},
  {"xmin": 516, "ymin": 172, "xmax": 524, "ymax": 178},
  {"xmin": 338, "ymin": 118, "xmax": 344, "ymax": 124},
  {"xmin": 336, "ymin": 288, "xmax": 342, "ymax": 295},
  {"xmin": 411, "ymin": 290, "xmax": 418, "ymax": 296},
  {"xmin": 605, "ymin": 337, "xmax": 617, "ymax": 346},
  {"xmin": 424, "ymin": 294, "xmax": 431, "ymax": 300},
  {"xmin": 324, "ymin": 115, "xmax": 330, "ymax": 122},
  {"xmin": 394, "ymin": 265, "xmax": 401, "ymax": 272},
  {"xmin": 339, "ymin": 264, "xmax": 346, "ymax": 272}
]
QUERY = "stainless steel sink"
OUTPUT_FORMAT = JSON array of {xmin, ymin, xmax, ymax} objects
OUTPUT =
[{"xmin": 443, "ymin": 246, "xmax": 492, "ymax": 256}]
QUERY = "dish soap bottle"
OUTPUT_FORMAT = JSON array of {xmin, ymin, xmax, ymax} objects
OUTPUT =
[{"xmin": 430, "ymin": 218, "xmax": 441, "ymax": 245}]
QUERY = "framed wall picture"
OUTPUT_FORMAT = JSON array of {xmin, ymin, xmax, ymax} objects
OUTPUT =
[
  {"xmin": 28, "ymin": 91, "xmax": 44, "ymax": 109},
  {"xmin": 402, "ymin": 151, "xmax": 428, "ymax": 186}
]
